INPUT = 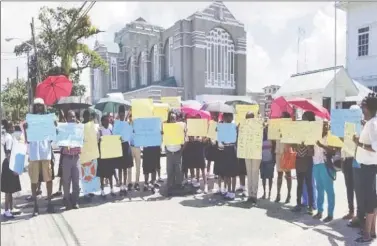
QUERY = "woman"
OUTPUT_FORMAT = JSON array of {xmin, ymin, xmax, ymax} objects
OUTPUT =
[
  {"xmin": 313, "ymin": 121, "xmax": 336, "ymax": 222},
  {"xmin": 273, "ymin": 112, "xmax": 292, "ymax": 203},
  {"xmin": 97, "ymin": 115, "xmax": 116, "ymax": 197},
  {"xmin": 292, "ymin": 111, "xmax": 315, "ymax": 214},
  {"xmin": 353, "ymin": 93, "xmax": 377, "ymax": 243},
  {"xmin": 127, "ymin": 113, "xmax": 141, "ymax": 191},
  {"xmin": 142, "ymin": 131, "xmax": 161, "ymax": 193},
  {"xmin": 260, "ymin": 126, "xmax": 275, "ymax": 200},
  {"xmin": 1, "ymin": 122, "xmax": 21, "ymax": 218},
  {"xmin": 116, "ymin": 105, "xmax": 134, "ymax": 195},
  {"xmin": 205, "ymin": 112, "xmax": 219, "ymax": 177}
]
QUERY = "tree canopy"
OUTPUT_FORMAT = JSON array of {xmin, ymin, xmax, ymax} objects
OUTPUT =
[
  {"xmin": 1, "ymin": 78, "xmax": 29, "ymax": 121},
  {"xmin": 14, "ymin": 6, "xmax": 108, "ymax": 97}
]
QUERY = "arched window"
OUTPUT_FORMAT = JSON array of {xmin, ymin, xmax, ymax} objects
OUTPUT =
[
  {"xmin": 152, "ymin": 44, "xmax": 160, "ymax": 82},
  {"xmin": 205, "ymin": 28, "xmax": 235, "ymax": 89},
  {"xmin": 138, "ymin": 51, "xmax": 147, "ymax": 86},
  {"xmin": 129, "ymin": 56, "xmax": 136, "ymax": 89},
  {"xmin": 165, "ymin": 37, "xmax": 174, "ymax": 77},
  {"xmin": 110, "ymin": 57, "xmax": 117, "ymax": 89},
  {"xmin": 93, "ymin": 68, "xmax": 101, "ymax": 100}
]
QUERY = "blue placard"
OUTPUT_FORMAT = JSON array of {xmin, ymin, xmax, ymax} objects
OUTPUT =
[
  {"xmin": 56, "ymin": 123, "xmax": 84, "ymax": 147},
  {"xmin": 9, "ymin": 142, "xmax": 27, "ymax": 175},
  {"xmin": 113, "ymin": 120, "xmax": 133, "ymax": 142},
  {"xmin": 26, "ymin": 113, "xmax": 56, "ymax": 142},
  {"xmin": 330, "ymin": 109, "xmax": 362, "ymax": 137},
  {"xmin": 133, "ymin": 118, "xmax": 162, "ymax": 147},
  {"xmin": 217, "ymin": 123, "xmax": 237, "ymax": 143}
]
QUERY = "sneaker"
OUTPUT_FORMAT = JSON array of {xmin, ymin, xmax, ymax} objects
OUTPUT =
[
  {"xmin": 313, "ymin": 212, "xmax": 323, "ymax": 220},
  {"xmin": 11, "ymin": 208, "xmax": 21, "ymax": 215},
  {"xmin": 291, "ymin": 205, "xmax": 302, "ymax": 213},
  {"xmin": 323, "ymin": 216, "xmax": 333, "ymax": 223}
]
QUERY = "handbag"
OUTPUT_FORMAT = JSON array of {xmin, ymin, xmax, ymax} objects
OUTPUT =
[{"xmin": 280, "ymin": 145, "xmax": 297, "ymax": 170}]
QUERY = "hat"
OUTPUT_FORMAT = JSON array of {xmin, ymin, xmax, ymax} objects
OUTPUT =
[
  {"xmin": 350, "ymin": 104, "xmax": 360, "ymax": 110},
  {"xmin": 33, "ymin": 98, "xmax": 45, "ymax": 105}
]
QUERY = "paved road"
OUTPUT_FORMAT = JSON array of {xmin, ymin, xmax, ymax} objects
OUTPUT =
[{"xmin": 1, "ymin": 154, "xmax": 364, "ymax": 246}]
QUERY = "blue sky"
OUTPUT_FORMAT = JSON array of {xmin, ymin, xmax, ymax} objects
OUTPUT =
[{"xmin": 1, "ymin": 1, "xmax": 346, "ymax": 95}]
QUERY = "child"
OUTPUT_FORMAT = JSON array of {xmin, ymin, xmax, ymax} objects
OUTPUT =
[
  {"xmin": 1, "ymin": 122, "xmax": 21, "ymax": 218},
  {"xmin": 260, "ymin": 127, "xmax": 275, "ymax": 200}
]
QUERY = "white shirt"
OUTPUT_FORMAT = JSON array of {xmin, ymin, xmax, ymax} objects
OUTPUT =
[
  {"xmin": 166, "ymin": 122, "xmax": 185, "ymax": 153},
  {"xmin": 313, "ymin": 137, "xmax": 326, "ymax": 165},
  {"xmin": 4, "ymin": 133, "xmax": 13, "ymax": 152},
  {"xmin": 356, "ymin": 117, "xmax": 377, "ymax": 165}
]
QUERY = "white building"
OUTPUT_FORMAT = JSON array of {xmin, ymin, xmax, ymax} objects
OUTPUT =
[
  {"xmin": 338, "ymin": 1, "xmax": 377, "ymax": 92},
  {"xmin": 262, "ymin": 85, "xmax": 280, "ymax": 118}
]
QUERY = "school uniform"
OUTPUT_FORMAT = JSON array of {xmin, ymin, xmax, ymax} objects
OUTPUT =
[
  {"xmin": 96, "ymin": 127, "xmax": 116, "ymax": 178},
  {"xmin": 218, "ymin": 142, "xmax": 238, "ymax": 178},
  {"xmin": 182, "ymin": 137, "xmax": 205, "ymax": 170},
  {"xmin": 142, "ymin": 146, "xmax": 161, "ymax": 175},
  {"xmin": 1, "ymin": 133, "xmax": 21, "ymax": 194}
]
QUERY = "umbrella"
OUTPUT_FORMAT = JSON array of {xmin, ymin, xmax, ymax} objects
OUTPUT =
[
  {"xmin": 270, "ymin": 96, "xmax": 294, "ymax": 119},
  {"xmin": 225, "ymin": 99, "xmax": 257, "ymax": 107},
  {"xmin": 181, "ymin": 106, "xmax": 211, "ymax": 120},
  {"xmin": 35, "ymin": 75, "xmax": 73, "ymax": 106},
  {"xmin": 288, "ymin": 98, "xmax": 330, "ymax": 120},
  {"xmin": 181, "ymin": 100, "xmax": 202, "ymax": 110},
  {"xmin": 55, "ymin": 96, "xmax": 92, "ymax": 110},
  {"xmin": 94, "ymin": 97, "xmax": 131, "ymax": 113},
  {"xmin": 201, "ymin": 101, "xmax": 235, "ymax": 114}
]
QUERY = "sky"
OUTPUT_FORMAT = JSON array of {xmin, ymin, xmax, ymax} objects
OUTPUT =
[{"xmin": 1, "ymin": 1, "xmax": 346, "ymax": 95}]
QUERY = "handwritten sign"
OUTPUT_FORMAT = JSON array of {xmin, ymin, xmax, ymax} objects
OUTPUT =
[
  {"xmin": 113, "ymin": 120, "xmax": 133, "ymax": 142},
  {"xmin": 153, "ymin": 106, "xmax": 169, "ymax": 122},
  {"xmin": 163, "ymin": 123, "xmax": 185, "ymax": 145},
  {"xmin": 131, "ymin": 98, "xmax": 154, "ymax": 119},
  {"xmin": 343, "ymin": 122, "xmax": 356, "ymax": 156},
  {"xmin": 133, "ymin": 118, "xmax": 162, "ymax": 147},
  {"xmin": 9, "ymin": 141, "xmax": 27, "ymax": 175},
  {"xmin": 330, "ymin": 109, "xmax": 362, "ymax": 137},
  {"xmin": 237, "ymin": 119, "xmax": 263, "ymax": 159},
  {"xmin": 187, "ymin": 119, "xmax": 208, "ymax": 137},
  {"xmin": 100, "ymin": 135, "xmax": 122, "ymax": 159},
  {"xmin": 56, "ymin": 123, "xmax": 84, "ymax": 147},
  {"xmin": 235, "ymin": 104, "xmax": 260, "ymax": 124},
  {"xmin": 268, "ymin": 119, "xmax": 291, "ymax": 140},
  {"xmin": 161, "ymin": 96, "xmax": 181, "ymax": 108},
  {"xmin": 26, "ymin": 113, "xmax": 56, "ymax": 142},
  {"xmin": 217, "ymin": 123, "xmax": 237, "ymax": 143},
  {"xmin": 80, "ymin": 122, "xmax": 99, "ymax": 164},
  {"xmin": 207, "ymin": 121, "xmax": 217, "ymax": 140}
]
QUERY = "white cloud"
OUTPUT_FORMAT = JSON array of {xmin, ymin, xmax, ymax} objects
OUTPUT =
[{"xmin": 1, "ymin": 1, "xmax": 346, "ymax": 96}]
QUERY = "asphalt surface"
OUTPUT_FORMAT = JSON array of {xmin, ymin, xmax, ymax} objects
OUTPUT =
[{"xmin": 0, "ymin": 154, "xmax": 370, "ymax": 246}]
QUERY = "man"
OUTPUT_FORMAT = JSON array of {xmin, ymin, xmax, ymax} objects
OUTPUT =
[{"xmin": 24, "ymin": 98, "xmax": 55, "ymax": 216}]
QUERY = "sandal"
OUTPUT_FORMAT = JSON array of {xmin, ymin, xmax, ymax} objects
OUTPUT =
[
  {"xmin": 355, "ymin": 237, "xmax": 373, "ymax": 243},
  {"xmin": 358, "ymin": 231, "xmax": 377, "ymax": 239}
]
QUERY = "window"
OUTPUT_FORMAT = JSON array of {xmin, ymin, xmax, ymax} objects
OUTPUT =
[
  {"xmin": 369, "ymin": 86, "xmax": 377, "ymax": 93},
  {"xmin": 93, "ymin": 68, "xmax": 101, "ymax": 100},
  {"xmin": 152, "ymin": 44, "xmax": 160, "ymax": 82},
  {"xmin": 358, "ymin": 27, "xmax": 369, "ymax": 57},
  {"xmin": 139, "ymin": 51, "xmax": 147, "ymax": 86},
  {"xmin": 205, "ymin": 28, "xmax": 235, "ymax": 89},
  {"xmin": 129, "ymin": 56, "xmax": 136, "ymax": 89},
  {"xmin": 110, "ymin": 57, "xmax": 117, "ymax": 89},
  {"xmin": 168, "ymin": 37, "xmax": 173, "ymax": 76}
]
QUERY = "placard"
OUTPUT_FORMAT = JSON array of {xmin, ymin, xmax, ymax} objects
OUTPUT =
[
  {"xmin": 187, "ymin": 119, "xmax": 208, "ymax": 137},
  {"xmin": 163, "ymin": 123, "xmax": 185, "ymax": 145},
  {"xmin": 100, "ymin": 135, "xmax": 122, "ymax": 159},
  {"xmin": 113, "ymin": 120, "xmax": 133, "ymax": 142},
  {"xmin": 153, "ymin": 106, "xmax": 169, "ymax": 122},
  {"xmin": 207, "ymin": 121, "xmax": 217, "ymax": 140},
  {"xmin": 131, "ymin": 98, "xmax": 154, "ymax": 119},
  {"xmin": 133, "ymin": 118, "xmax": 162, "ymax": 147},
  {"xmin": 9, "ymin": 141, "xmax": 27, "ymax": 175},
  {"xmin": 80, "ymin": 122, "xmax": 99, "ymax": 164},
  {"xmin": 268, "ymin": 119, "xmax": 291, "ymax": 140},
  {"xmin": 343, "ymin": 122, "xmax": 356, "ymax": 156},
  {"xmin": 237, "ymin": 119, "xmax": 263, "ymax": 159},
  {"xmin": 56, "ymin": 123, "xmax": 84, "ymax": 147},
  {"xmin": 217, "ymin": 123, "xmax": 237, "ymax": 143},
  {"xmin": 26, "ymin": 113, "xmax": 56, "ymax": 141},
  {"xmin": 330, "ymin": 109, "xmax": 362, "ymax": 137},
  {"xmin": 235, "ymin": 104, "xmax": 260, "ymax": 124}
]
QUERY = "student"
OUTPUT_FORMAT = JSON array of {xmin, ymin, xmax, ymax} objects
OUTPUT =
[
  {"xmin": 205, "ymin": 112, "xmax": 219, "ymax": 177},
  {"xmin": 142, "ymin": 145, "xmax": 161, "ymax": 193},
  {"xmin": 313, "ymin": 121, "xmax": 336, "ymax": 222},
  {"xmin": 353, "ymin": 93, "xmax": 377, "ymax": 243},
  {"xmin": 260, "ymin": 126, "xmax": 275, "ymax": 200},
  {"xmin": 23, "ymin": 98, "xmax": 55, "ymax": 216},
  {"xmin": 273, "ymin": 112, "xmax": 292, "ymax": 204},
  {"xmin": 127, "ymin": 113, "xmax": 141, "ymax": 191},
  {"xmin": 117, "ymin": 105, "xmax": 134, "ymax": 195},
  {"xmin": 97, "ymin": 115, "xmax": 116, "ymax": 197},
  {"xmin": 165, "ymin": 112, "xmax": 185, "ymax": 196},
  {"xmin": 60, "ymin": 110, "xmax": 82, "ymax": 209},
  {"xmin": 1, "ymin": 122, "xmax": 21, "ymax": 218}
]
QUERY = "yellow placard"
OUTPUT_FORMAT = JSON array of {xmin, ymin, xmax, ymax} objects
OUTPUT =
[
  {"xmin": 343, "ymin": 122, "xmax": 356, "ymax": 156},
  {"xmin": 304, "ymin": 121, "xmax": 323, "ymax": 145},
  {"xmin": 100, "ymin": 135, "xmax": 122, "ymax": 159},
  {"xmin": 163, "ymin": 123, "xmax": 184, "ymax": 145},
  {"xmin": 161, "ymin": 96, "xmax": 181, "ymax": 108},
  {"xmin": 268, "ymin": 119, "xmax": 291, "ymax": 140},
  {"xmin": 131, "ymin": 98, "xmax": 154, "ymax": 119},
  {"xmin": 280, "ymin": 121, "xmax": 322, "ymax": 145},
  {"xmin": 80, "ymin": 122, "xmax": 99, "ymax": 164},
  {"xmin": 187, "ymin": 119, "xmax": 208, "ymax": 137},
  {"xmin": 235, "ymin": 104, "xmax": 260, "ymax": 124},
  {"xmin": 153, "ymin": 106, "xmax": 168, "ymax": 122},
  {"xmin": 327, "ymin": 132, "xmax": 344, "ymax": 148},
  {"xmin": 237, "ymin": 119, "xmax": 264, "ymax": 159},
  {"xmin": 207, "ymin": 121, "xmax": 217, "ymax": 140}
]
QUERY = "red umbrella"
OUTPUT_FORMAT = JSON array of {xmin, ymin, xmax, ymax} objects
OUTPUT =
[
  {"xmin": 181, "ymin": 106, "xmax": 211, "ymax": 120},
  {"xmin": 35, "ymin": 75, "xmax": 73, "ymax": 106},
  {"xmin": 287, "ymin": 98, "xmax": 330, "ymax": 120},
  {"xmin": 270, "ymin": 96, "xmax": 294, "ymax": 119}
]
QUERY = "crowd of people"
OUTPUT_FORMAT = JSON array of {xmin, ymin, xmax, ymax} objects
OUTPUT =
[{"xmin": 1, "ymin": 93, "xmax": 376, "ymax": 243}]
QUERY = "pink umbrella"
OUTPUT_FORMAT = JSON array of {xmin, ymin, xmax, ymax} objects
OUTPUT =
[
  {"xmin": 181, "ymin": 106, "xmax": 211, "ymax": 120},
  {"xmin": 288, "ymin": 98, "xmax": 330, "ymax": 120},
  {"xmin": 270, "ymin": 96, "xmax": 294, "ymax": 119}
]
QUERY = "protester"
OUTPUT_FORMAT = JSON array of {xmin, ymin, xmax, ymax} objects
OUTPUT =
[
  {"xmin": 353, "ymin": 93, "xmax": 377, "ymax": 243},
  {"xmin": 205, "ymin": 112, "xmax": 219, "ymax": 178},
  {"xmin": 127, "ymin": 112, "xmax": 141, "ymax": 191},
  {"xmin": 260, "ymin": 126, "xmax": 274, "ymax": 200},
  {"xmin": 24, "ymin": 98, "xmax": 55, "ymax": 216},
  {"xmin": 1, "ymin": 122, "xmax": 22, "ymax": 218}
]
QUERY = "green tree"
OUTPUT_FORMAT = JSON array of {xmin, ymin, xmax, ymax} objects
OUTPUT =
[
  {"xmin": 0, "ymin": 79, "xmax": 29, "ymax": 120},
  {"xmin": 14, "ymin": 6, "xmax": 108, "ymax": 97}
]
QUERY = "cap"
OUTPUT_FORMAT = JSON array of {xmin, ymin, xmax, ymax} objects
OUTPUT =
[{"xmin": 33, "ymin": 98, "xmax": 45, "ymax": 105}]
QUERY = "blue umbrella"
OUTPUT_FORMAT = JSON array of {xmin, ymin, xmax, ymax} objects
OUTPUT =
[{"xmin": 94, "ymin": 97, "xmax": 131, "ymax": 113}]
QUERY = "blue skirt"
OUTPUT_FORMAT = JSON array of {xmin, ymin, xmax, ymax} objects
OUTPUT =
[{"xmin": 260, "ymin": 161, "xmax": 275, "ymax": 179}]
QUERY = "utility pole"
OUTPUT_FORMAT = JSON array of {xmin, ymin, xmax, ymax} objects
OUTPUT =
[
  {"xmin": 332, "ymin": 1, "xmax": 337, "ymax": 109},
  {"xmin": 16, "ymin": 66, "xmax": 19, "ymax": 81},
  {"xmin": 30, "ymin": 17, "xmax": 40, "ymax": 101}
]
